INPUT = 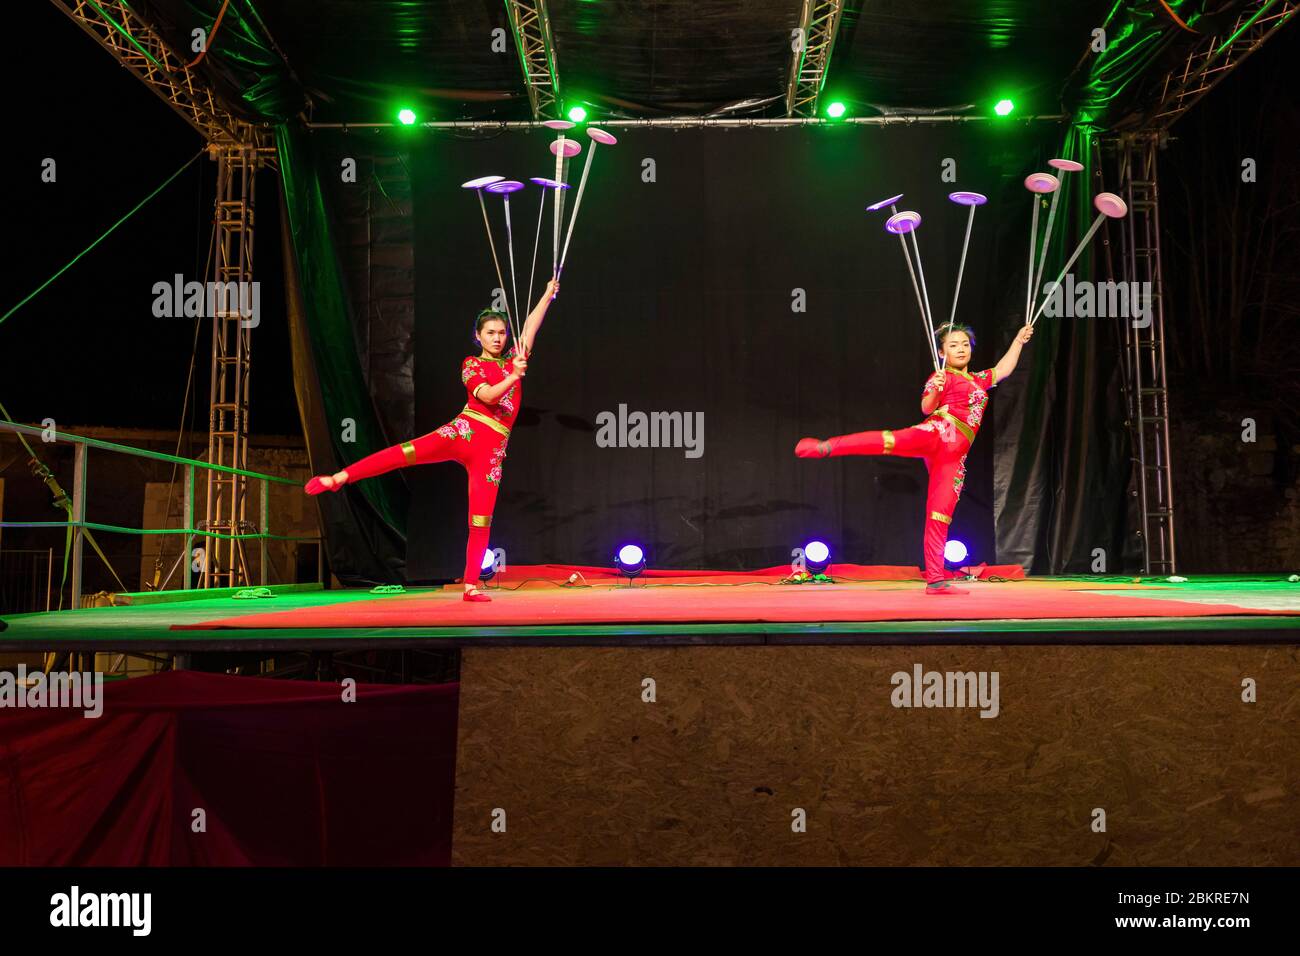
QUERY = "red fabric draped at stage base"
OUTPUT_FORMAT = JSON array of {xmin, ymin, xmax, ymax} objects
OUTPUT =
[{"xmin": 0, "ymin": 672, "xmax": 459, "ymax": 866}]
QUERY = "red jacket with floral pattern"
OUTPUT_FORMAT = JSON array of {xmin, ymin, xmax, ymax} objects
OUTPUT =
[
  {"xmin": 461, "ymin": 345, "xmax": 522, "ymax": 429},
  {"xmin": 920, "ymin": 366, "xmax": 998, "ymax": 443}
]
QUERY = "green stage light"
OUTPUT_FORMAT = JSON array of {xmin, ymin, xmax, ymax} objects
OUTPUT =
[
  {"xmin": 567, "ymin": 105, "xmax": 588, "ymax": 123},
  {"xmin": 826, "ymin": 101, "xmax": 847, "ymax": 119},
  {"xmin": 994, "ymin": 98, "xmax": 1015, "ymax": 117},
  {"xmin": 398, "ymin": 108, "xmax": 417, "ymax": 125}
]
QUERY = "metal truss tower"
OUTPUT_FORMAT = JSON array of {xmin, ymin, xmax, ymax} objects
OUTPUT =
[
  {"xmin": 505, "ymin": 0, "xmax": 562, "ymax": 119},
  {"xmin": 785, "ymin": 1, "xmax": 845, "ymax": 117},
  {"xmin": 1105, "ymin": 0, "xmax": 1297, "ymax": 574},
  {"xmin": 51, "ymin": 0, "xmax": 275, "ymax": 589}
]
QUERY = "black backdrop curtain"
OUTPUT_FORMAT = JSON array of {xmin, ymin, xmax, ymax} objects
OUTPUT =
[
  {"xmin": 279, "ymin": 124, "xmax": 408, "ymax": 584},
  {"xmin": 991, "ymin": 126, "xmax": 1133, "ymax": 574},
  {"xmin": 404, "ymin": 123, "xmax": 1055, "ymax": 578},
  {"xmin": 279, "ymin": 121, "xmax": 1139, "ymax": 582}
]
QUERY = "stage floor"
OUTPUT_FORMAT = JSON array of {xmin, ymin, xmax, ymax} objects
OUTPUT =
[{"xmin": 1, "ymin": 571, "xmax": 1298, "ymax": 651}]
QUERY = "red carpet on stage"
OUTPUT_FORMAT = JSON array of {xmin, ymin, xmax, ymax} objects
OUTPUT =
[
  {"xmin": 173, "ymin": 567, "xmax": 1293, "ymax": 631},
  {"xmin": 0, "ymin": 672, "xmax": 458, "ymax": 866}
]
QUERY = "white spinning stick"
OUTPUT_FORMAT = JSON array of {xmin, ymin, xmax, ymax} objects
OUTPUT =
[
  {"xmin": 554, "ymin": 140, "xmax": 564, "ymax": 277},
  {"xmin": 463, "ymin": 176, "xmax": 514, "ymax": 334},
  {"xmin": 1028, "ymin": 193, "xmax": 1129, "ymax": 327},
  {"xmin": 542, "ymin": 120, "xmax": 573, "ymax": 277},
  {"xmin": 946, "ymin": 191, "xmax": 987, "ymax": 329},
  {"xmin": 884, "ymin": 209, "xmax": 941, "ymax": 372},
  {"xmin": 1030, "ymin": 160, "xmax": 1083, "ymax": 318},
  {"xmin": 907, "ymin": 230, "xmax": 940, "ymax": 369},
  {"xmin": 900, "ymin": 233, "xmax": 940, "ymax": 372},
  {"xmin": 526, "ymin": 183, "xmax": 548, "ymax": 327},
  {"xmin": 484, "ymin": 180, "xmax": 526, "ymax": 342},
  {"xmin": 558, "ymin": 128, "xmax": 618, "ymax": 277},
  {"xmin": 503, "ymin": 193, "xmax": 520, "ymax": 338},
  {"xmin": 1022, "ymin": 172, "xmax": 1060, "ymax": 324},
  {"xmin": 557, "ymin": 150, "xmax": 592, "ymax": 275}
]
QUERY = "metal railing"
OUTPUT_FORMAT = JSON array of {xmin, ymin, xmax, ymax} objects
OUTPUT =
[{"xmin": 0, "ymin": 420, "xmax": 321, "ymax": 610}]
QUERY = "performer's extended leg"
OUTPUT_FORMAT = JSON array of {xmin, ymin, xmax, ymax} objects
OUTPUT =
[
  {"xmin": 797, "ymin": 426, "xmax": 972, "ymax": 594},
  {"xmin": 305, "ymin": 430, "xmax": 461, "ymax": 494},
  {"xmin": 795, "ymin": 425, "xmax": 937, "ymax": 460}
]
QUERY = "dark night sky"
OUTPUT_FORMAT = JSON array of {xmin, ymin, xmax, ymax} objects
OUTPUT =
[
  {"xmin": 1, "ymin": 4, "xmax": 1296, "ymax": 449},
  {"xmin": 0, "ymin": 2, "xmax": 294, "ymax": 444}
]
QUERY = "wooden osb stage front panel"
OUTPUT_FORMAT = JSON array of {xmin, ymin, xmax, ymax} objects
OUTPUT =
[{"xmin": 452, "ymin": 645, "xmax": 1299, "ymax": 866}]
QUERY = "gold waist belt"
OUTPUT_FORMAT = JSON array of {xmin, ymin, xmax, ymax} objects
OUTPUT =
[
  {"xmin": 928, "ymin": 408, "xmax": 975, "ymax": 445},
  {"xmin": 460, "ymin": 407, "xmax": 511, "ymax": 438}
]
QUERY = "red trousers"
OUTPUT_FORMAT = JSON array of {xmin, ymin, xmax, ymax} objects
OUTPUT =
[
  {"xmin": 340, "ymin": 413, "xmax": 509, "ymax": 585},
  {"xmin": 821, "ymin": 422, "xmax": 971, "ymax": 584}
]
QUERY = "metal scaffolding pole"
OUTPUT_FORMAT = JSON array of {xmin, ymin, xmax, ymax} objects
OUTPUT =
[
  {"xmin": 202, "ymin": 145, "xmax": 262, "ymax": 588},
  {"xmin": 1113, "ymin": 133, "xmax": 1176, "ymax": 575}
]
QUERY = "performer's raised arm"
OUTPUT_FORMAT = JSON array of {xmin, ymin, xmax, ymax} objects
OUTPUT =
[
  {"xmin": 992, "ymin": 324, "xmax": 1035, "ymax": 384},
  {"xmin": 518, "ymin": 278, "xmax": 558, "ymax": 357}
]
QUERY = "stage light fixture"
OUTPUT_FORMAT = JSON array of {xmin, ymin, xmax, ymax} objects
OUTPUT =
[
  {"xmin": 398, "ymin": 107, "xmax": 417, "ymax": 125},
  {"xmin": 804, "ymin": 540, "xmax": 832, "ymax": 575},
  {"xmin": 994, "ymin": 98, "xmax": 1015, "ymax": 116},
  {"xmin": 479, "ymin": 548, "xmax": 497, "ymax": 583},
  {"xmin": 945, "ymin": 539, "xmax": 969, "ymax": 564},
  {"xmin": 567, "ymin": 105, "xmax": 588, "ymax": 123},
  {"xmin": 615, "ymin": 543, "xmax": 646, "ymax": 579},
  {"xmin": 826, "ymin": 101, "xmax": 847, "ymax": 119}
]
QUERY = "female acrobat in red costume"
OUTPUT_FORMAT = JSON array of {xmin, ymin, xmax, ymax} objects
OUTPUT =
[
  {"xmin": 796, "ymin": 321, "xmax": 1034, "ymax": 595},
  {"xmin": 305, "ymin": 279, "xmax": 558, "ymax": 602}
]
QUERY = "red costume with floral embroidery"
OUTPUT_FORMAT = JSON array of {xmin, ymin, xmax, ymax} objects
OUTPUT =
[
  {"xmin": 326, "ymin": 347, "xmax": 523, "ymax": 586},
  {"xmin": 797, "ymin": 366, "xmax": 998, "ymax": 585}
]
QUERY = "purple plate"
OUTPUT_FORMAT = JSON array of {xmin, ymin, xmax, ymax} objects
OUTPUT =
[
  {"xmin": 549, "ymin": 138, "xmax": 583, "ymax": 158},
  {"xmin": 529, "ymin": 177, "xmax": 571, "ymax": 189},
  {"xmin": 866, "ymin": 193, "xmax": 904, "ymax": 212},
  {"xmin": 885, "ymin": 210, "xmax": 922, "ymax": 235},
  {"xmin": 462, "ymin": 175, "xmax": 505, "ymax": 190},
  {"xmin": 542, "ymin": 120, "xmax": 574, "ymax": 130},
  {"xmin": 587, "ymin": 127, "xmax": 618, "ymax": 146},
  {"xmin": 1093, "ymin": 192, "xmax": 1128, "ymax": 218},
  {"xmin": 1024, "ymin": 172, "xmax": 1060, "ymax": 194},
  {"xmin": 948, "ymin": 191, "xmax": 988, "ymax": 206},
  {"xmin": 485, "ymin": 179, "xmax": 525, "ymax": 194},
  {"xmin": 1048, "ymin": 158, "xmax": 1084, "ymax": 172}
]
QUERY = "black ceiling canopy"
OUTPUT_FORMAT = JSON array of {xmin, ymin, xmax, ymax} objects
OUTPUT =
[{"xmin": 127, "ymin": 0, "xmax": 1286, "ymax": 129}]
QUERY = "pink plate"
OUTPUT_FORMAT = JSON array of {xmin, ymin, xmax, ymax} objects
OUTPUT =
[
  {"xmin": 1024, "ymin": 172, "xmax": 1060, "ymax": 194},
  {"xmin": 1093, "ymin": 192, "xmax": 1128, "ymax": 218},
  {"xmin": 485, "ymin": 179, "xmax": 525, "ymax": 194},
  {"xmin": 542, "ymin": 120, "xmax": 574, "ymax": 130},
  {"xmin": 462, "ymin": 175, "xmax": 505, "ymax": 190},
  {"xmin": 866, "ymin": 193, "xmax": 904, "ymax": 212},
  {"xmin": 1048, "ymin": 158, "xmax": 1084, "ymax": 172},
  {"xmin": 549, "ymin": 138, "xmax": 582, "ymax": 158},
  {"xmin": 948, "ymin": 191, "xmax": 988, "ymax": 206},
  {"xmin": 586, "ymin": 127, "xmax": 618, "ymax": 146},
  {"xmin": 885, "ymin": 210, "xmax": 922, "ymax": 235},
  {"xmin": 529, "ymin": 177, "xmax": 571, "ymax": 189}
]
